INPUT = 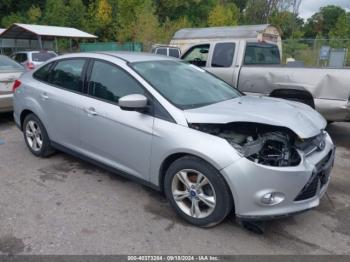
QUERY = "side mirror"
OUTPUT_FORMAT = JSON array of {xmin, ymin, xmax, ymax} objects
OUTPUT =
[{"xmin": 119, "ymin": 94, "xmax": 148, "ymax": 111}]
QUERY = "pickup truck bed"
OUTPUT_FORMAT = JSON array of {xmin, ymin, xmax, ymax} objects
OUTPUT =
[{"xmin": 238, "ymin": 66, "xmax": 350, "ymax": 121}]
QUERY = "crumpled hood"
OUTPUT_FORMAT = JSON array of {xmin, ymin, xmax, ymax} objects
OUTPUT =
[{"xmin": 184, "ymin": 95, "xmax": 327, "ymax": 138}]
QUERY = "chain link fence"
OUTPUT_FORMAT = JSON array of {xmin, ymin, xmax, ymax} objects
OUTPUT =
[{"xmin": 282, "ymin": 38, "xmax": 350, "ymax": 68}]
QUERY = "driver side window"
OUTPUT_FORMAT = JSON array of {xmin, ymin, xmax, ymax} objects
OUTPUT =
[
  {"xmin": 88, "ymin": 60, "xmax": 144, "ymax": 104},
  {"xmin": 182, "ymin": 44, "xmax": 210, "ymax": 67}
]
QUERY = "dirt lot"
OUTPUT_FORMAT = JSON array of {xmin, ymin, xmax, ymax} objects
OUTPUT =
[{"xmin": 0, "ymin": 112, "xmax": 349, "ymax": 255}]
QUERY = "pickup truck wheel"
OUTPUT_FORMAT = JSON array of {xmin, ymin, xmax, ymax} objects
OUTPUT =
[
  {"xmin": 164, "ymin": 156, "xmax": 233, "ymax": 227},
  {"xmin": 270, "ymin": 90, "xmax": 315, "ymax": 109},
  {"xmin": 23, "ymin": 114, "xmax": 55, "ymax": 157}
]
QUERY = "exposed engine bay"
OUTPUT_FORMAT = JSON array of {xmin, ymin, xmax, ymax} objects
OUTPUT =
[{"xmin": 189, "ymin": 122, "xmax": 325, "ymax": 167}]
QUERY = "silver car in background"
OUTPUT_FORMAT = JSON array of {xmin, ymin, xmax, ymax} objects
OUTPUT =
[
  {"xmin": 13, "ymin": 52, "xmax": 335, "ymax": 227},
  {"xmin": 0, "ymin": 55, "xmax": 24, "ymax": 113},
  {"xmin": 11, "ymin": 50, "xmax": 57, "ymax": 70}
]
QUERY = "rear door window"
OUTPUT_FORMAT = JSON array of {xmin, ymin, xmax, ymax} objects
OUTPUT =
[
  {"xmin": 182, "ymin": 44, "xmax": 210, "ymax": 67},
  {"xmin": 88, "ymin": 60, "xmax": 144, "ymax": 104},
  {"xmin": 244, "ymin": 43, "xmax": 281, "ymax": 65},
  {"xmin": 211, "ymin": 43, "xmax": 235, "ymax": 67},
  {"xmin": 14, "ymin": 53, "xmax": 27, "ymax": 63},
  {"xmin": 48, "ymin": 59, "xmax": 86, "ymax": 92}
]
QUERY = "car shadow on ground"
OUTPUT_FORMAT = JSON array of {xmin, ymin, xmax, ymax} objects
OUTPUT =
[{"xmin": 0, "ymin": 112, "xmax": 14, "ymax": 125}]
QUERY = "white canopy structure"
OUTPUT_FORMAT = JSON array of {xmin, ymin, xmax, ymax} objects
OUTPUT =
[{"xmin": 0, "ymin": 23, "xmax": 97, "ymax": 51}]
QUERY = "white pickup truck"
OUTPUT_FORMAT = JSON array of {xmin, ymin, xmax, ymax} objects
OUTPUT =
[{"xmin": 169, "ymin": 37, "xmax": 350, "ymax": 122}]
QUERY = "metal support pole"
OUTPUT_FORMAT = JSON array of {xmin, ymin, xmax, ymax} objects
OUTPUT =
[
  {"xmin": 37, "ymin": 35, "xmax": 43, "ymax": 50},
  {"xmin": 70, "ymin": 38, "xmax": 72, "ymax": 52},
  {"xmin": 55, "ymin": 37, "xmax": 58, "ymax": 53}
]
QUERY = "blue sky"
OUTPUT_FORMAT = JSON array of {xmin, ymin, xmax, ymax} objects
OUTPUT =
[{"xmin": 299, "ymin": 0, "xmax": 350, "ymax": 20}]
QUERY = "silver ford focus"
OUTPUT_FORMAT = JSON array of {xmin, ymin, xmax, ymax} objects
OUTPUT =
[{"xmin": 13, "ymin": 52, "xmax": 335, "ymax": 227}]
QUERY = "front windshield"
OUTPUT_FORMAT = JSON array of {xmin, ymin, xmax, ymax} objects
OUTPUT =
[{"xmin": 130, "ymin": 60, "xmax": 241, "ymax": 109}]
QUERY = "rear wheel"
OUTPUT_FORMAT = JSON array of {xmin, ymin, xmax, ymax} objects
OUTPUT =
[
  {"xmin": 164, "ymin": 156, "xmax": 233, "ymax": 227},
  {"xmin": 23, "ymin": 114, "xmax": 55, "ymax": 157}
]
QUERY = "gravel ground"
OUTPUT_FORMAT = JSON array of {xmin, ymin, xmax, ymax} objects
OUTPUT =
[{"xmin": 0, "ymin": 112, "xmax": 349, "ymax": 255}]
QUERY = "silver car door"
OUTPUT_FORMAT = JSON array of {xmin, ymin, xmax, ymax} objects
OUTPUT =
[
  {"xmin": 36, "ymin": 59, "xmax": 87, "ymax": 151},
  {"xmin": 78, "ymin": 60, "xmax": 154, "ymax": 180}
]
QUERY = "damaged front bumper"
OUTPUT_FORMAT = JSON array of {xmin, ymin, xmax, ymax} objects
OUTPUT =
[{"xmin": 221, "ymin": 132, "xmax": 335, "ymax": 220}]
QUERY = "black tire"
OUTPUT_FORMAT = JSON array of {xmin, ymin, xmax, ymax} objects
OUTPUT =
[
  {"xmin": 164, "ymin": 156, "xmax": 233, "ymax": 227},
  {"xmin": 23, "ymin": 113, "xmax": 55, "ymax": 157}
]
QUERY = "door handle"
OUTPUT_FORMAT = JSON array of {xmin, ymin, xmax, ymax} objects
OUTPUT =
[
  {"xmin": 40, "ymin": 93, "xmax": 49, "ymax": 100},
  {"xmin": 84, "ymin": 107, "xmax": 98, "ymax": 116}
]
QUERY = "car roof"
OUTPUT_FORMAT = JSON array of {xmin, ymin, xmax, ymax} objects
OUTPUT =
[
  {"xmin": 95, "ymin": 51, "xmax": 180, "ymax": 63},
  {"xmin": 13, "ymin": 50, "xmax": 56, "ymax": 54}
]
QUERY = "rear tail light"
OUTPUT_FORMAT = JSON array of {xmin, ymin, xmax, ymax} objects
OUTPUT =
[
  {"xmin": 26, "ymin": 62, "xmax": 35, "ymax": 70},
  {"xmin": 12, "ymin": 80, "xmax": 21, "ymax": 92}
]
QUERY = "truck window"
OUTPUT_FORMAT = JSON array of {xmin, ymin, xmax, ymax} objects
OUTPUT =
[
  {"xmin": 156, "ymin": 48, "xmax": 167, "ymax": 56},
  {"xmin": 182, "ymin": 44, "xmax": 209, "ymax": 67},
  {"xmin": 169, "ymin": 48, "xmax": 180, "ymax": 58},
  {"xmin": 244, "ymin": 43, "xmax": 280, "ymax": 65},
  {"xmin": 212, "ymin": 43, "xmax": 235, "ymax": 67}
]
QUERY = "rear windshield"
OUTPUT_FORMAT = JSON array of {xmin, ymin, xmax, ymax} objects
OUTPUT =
[
  {"xmin": 32, "ymin": 52, "xmax": 57, "ymax": 62},
  {"xmin": 244, "ymin": 43, "xmax": 281, "ymax": 65},
  {"xmin": 0, "ymin": 55, "xmax": 24, "ymax": 71}
]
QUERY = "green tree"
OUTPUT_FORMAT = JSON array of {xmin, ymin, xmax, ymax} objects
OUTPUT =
[
  {"xmin": 132, "ymin": 0, "xmax": 160, "ymax": 50},
  {"xmin": 269, "ymin": 10, "xmax": 303, "ymax": 39},
  {"xmin": 329, "ymin": 13, "xmax": 350, "ymax": 48},
  {"xmin": 86, "ymin": 0, "xmax": 114, "ymax": 41},
  {"xmin": 0, "ymin": 0, "xmax": 44, "ymax": 22},
  {"xmin": 304, "ymin": 5, "xmax": 346, "ymax": 38},
  {"xmin": 115, "ymin": 0, "xmax": 144, "ymax": 42},
  {"xmin": 158, "ymin": 16, "xmax": 192, "ymax": 44},
  {"xmin": 66, "ymin": 0, "xmax": 86, "ymax": 29},
  {"xmin": 244, "ymin": 0, "xmax": 280, "ymax": 24},
  {"xmin": 26, "ymin": 5, "xmax": 41, "ymax": 24},
  {"xmin": 208, "ymin": 3, "xmax": 239, "ymax": 26},
  {"xmin": 42, "ymin": 0, "xmax": 67, "ymax": 26},
  {"xmin": 1, "ymin": 12, "xmax": 25, "ymax": 27},
  {"xmin": 233, "ymin": 0, "xmax": 248, "ymax": 12},
  {"xmin": 154, "ymin": 0, "xmax": 217, "ymax": 26}
]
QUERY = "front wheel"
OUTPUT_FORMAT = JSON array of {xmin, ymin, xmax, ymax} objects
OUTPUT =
[{"xmin": 164, "ymin": 156, "xmax": 233, "ymax": 227}]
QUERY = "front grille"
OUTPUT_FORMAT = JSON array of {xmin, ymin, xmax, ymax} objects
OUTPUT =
[
  {"xmin": 294, "ymin": 173, "xmax": 319, "ymax": 201},
  {"xmin": 316, "ymin": 150, "xmax": 332, "ymax": 171}
]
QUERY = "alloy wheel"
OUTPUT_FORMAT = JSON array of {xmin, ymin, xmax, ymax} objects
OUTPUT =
[
  {"xmin": 171, "ymin": 169, "xmax": 216, "ymax": 219},
  {"xmin": 25, "ymin": 120, "xmax": 43, "ymax": 152}
]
